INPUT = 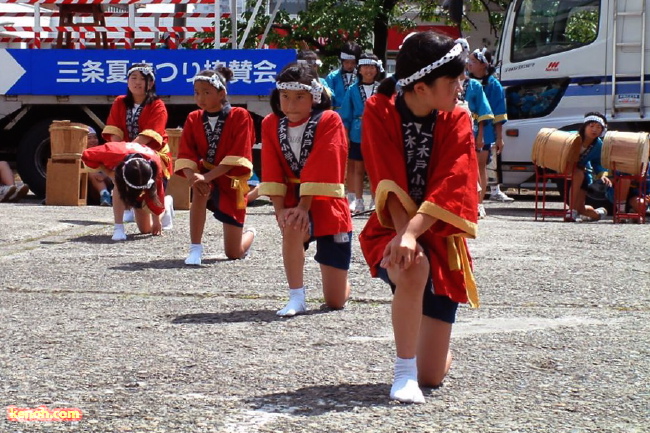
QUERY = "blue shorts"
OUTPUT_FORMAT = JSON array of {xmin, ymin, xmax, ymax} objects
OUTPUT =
[
  {"xmin": 476, "ymin": 142, "xmax": 494, "ymax": 165},
  {"xmin": 349, "ymin": 141, "xmax": 363, "ymax": 161},
  {"xmin": 304, "ymin": 231, "xmax": 352, "ymax": 271},
  {"xmin": 208, "ymin": 187, "xmax": 243, "ymax": 228},
  {"xmin": 376, "ymin": 267, "xmax": 459, "ymax": 324}
]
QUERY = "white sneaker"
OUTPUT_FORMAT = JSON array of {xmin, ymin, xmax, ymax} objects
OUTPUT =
[
  {"xmin": 478, "ymin": 204, "xmax": 487, "ymax": 219},
  {"xmin": 0, "ymin": 185, "xmax": 16, "ymax": 203},
  {"xmin": 369, "ymin": 198, "xmax": 375, "ymax": 210},
  {"xmin": 565, "ymin": 210, "xmax": 579, "ymax": 222},
  {"xmin": 161, "ymin": 195, "xmax": 174, "ymax": 230},
  {"xmin": 489, "ymin": 190, "xmax": 515, "ymax": 202},
  {"xmin": 354, "ymin": 199, "xmax": 365, "ymax": 214},
  {"xmin": 8, "ymin": 182, "xmax": 30, "ymax": 202},
  {"xmin": 123, "ymin": 209, "xmax": 135, "ymax": 223},
  {"xmin": 348, "ymin": 198, "xmax": 357, "ymax": 212}
]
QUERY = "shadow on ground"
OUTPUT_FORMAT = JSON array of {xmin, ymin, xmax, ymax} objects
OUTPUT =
[
  {"xmin": 171, "ymin": 308, "xmax": 329, "ymax": 324},
  {"xmin": 246, "ymin": 383, "xmax": 392, "ymax": 415}
]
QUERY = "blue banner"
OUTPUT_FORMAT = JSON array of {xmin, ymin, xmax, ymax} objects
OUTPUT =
[{"xmin": 1, "ymin": 49, "xmax": 296, "ymax": 96}]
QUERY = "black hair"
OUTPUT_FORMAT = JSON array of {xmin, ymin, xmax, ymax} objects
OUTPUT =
[
  {"xmin": 340, "ymin": 41, "xmax": 362, "ymax": 60},
  {"xmin": 356, "ymin": 52, "xmax": 385, "ymax": 83},
  {"xmin": 270, "ymin": 62, "xmax": 332, "ymax": 117},
  {"xmin": 296, "ymin": 50, "xmax": 323, "ymax": 77},
  {"xmin": 125, "ymin": 63, "xmax": 159, "ymax": 108},
  {"xmin": 114, "ymin": 154, "xmax": 161, "ymax": 209},
  {"xmin": 377, "ymin": 32, "xmax": 466, "ymax": 97},
  {"xmin": 469, "ymin": 49, "xmax": 496, "ymax": 85},
  {"xmin": 194, "ymin": 68, "xmax": 233, "ymax": 103},
  {"xmin": 578, "ymin": 111, "xmax": 607, "ymax": 139}
]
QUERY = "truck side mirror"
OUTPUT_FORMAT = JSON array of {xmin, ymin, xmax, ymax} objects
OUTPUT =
[{"xmin": 443, "ymin": 0, "xmax": 464, "ymax": 24}]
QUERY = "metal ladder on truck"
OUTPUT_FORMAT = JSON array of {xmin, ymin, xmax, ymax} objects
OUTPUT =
[{"xmin": 611, "ymin": 0, "xmax": 646, "ymax": 118}]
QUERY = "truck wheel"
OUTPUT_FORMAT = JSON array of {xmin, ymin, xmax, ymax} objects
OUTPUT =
[{"xmin": 16, "ymin": 119, "xmax": 53, "ymax": 198}]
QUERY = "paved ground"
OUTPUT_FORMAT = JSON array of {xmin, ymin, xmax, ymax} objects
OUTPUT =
[{"xmin": 1, "ymin": 195, "xmax": 648, "ymax": 432}]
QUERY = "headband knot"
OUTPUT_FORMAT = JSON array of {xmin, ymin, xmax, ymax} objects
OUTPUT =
[
  {"xmin": 193, "ymin": 74, "xmax": 226, "ymax": 91},
  {"xmin": 472, "ymin": 47, "xmax": 489, "ymax": 65}
]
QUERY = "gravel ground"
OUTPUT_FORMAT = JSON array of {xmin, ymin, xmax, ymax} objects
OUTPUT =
[{"xmin": 0, "ymin": 196, "xmax": 648, "ymax": 433}]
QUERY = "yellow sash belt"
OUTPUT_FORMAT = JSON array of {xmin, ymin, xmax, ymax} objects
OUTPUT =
[{"xmin": 447, "ymin": 236, "xmax": 479, "ymax": 308}]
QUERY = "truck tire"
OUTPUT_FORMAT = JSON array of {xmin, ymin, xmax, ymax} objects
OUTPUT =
[{"xmin": 16, "ymin": 119, "xmax": 53, "ymax": 198}]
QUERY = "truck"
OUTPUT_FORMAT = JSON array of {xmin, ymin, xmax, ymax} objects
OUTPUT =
[
  {"xmin": 494, "ymin": 0, "xmax": 648, "ymax": 189},
  {"xmin": 0, "ymin": 0, "xmax": 295, "ymax": 198}
]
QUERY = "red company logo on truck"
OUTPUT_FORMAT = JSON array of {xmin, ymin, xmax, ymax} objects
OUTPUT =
[{"xmin": 546, "ymin": 61, "xmax": 560, "ymax": 72}]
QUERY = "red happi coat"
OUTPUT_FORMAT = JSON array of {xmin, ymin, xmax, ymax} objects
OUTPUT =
[
  {"xmin": 174, "ymin": 107, "xmax": 254, "ymax": 225},
  {"xmin": 260, "ymin": 110, "xmax": 352, "ymax": 237},
  {"xmin": 102, "ymin": 96, "xmax": 173, "ymax": 178},
  {"xmin": 359, "ymin": 94, "xmax": 480, "ymax": 306},
  {"xmin": 82, "ymin": 141, "xmax": 166, "ymax": 215}
]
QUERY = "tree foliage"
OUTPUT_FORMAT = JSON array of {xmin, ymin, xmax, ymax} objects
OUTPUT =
[{"xmin": 195, "ymin": 0, "xmax": 511, "ymax": 64}]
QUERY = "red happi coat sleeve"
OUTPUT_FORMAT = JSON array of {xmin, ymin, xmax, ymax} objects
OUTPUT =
[
  {"xmin": 299, "ymin": 111, "xmax": 352, "ymax": 236},
  {"xmin": 103, "ymin": 96, "xmax": 128, "ymax": 141},
  {"xmin": 138, "ymin": 99, "xmax": 169, "ymax": 151},
  {"xmin": 175, "ymin": 110, "xmax": 206, "ymax": 175},
  {"xmin": 360, "ymin": 94, "xmax": 479, "ymax": 307},
  {"xmin": 259, "ymin": 112, "xmax": 352, "ymax": 237},
  {"xmin": 82, "ymin": 142, "xmax": 166, "ymax": 215},
  {"xmin": 259, "ymin": 113, "xmax": 293, "ymax": 201}
]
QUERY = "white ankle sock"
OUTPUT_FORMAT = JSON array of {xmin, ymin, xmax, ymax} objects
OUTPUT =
[
  {"xmin": 276, "ymin": 287, "xmax": 307, "ymax": 317},
  {"xmin": 185, "ymin": 244, "xmax": 203, "ymax": 265},
  {"xmin": 112, "ymin": 224, "xmax": 126, "ymax": 241},
  {"xmin": 390, "ymin": 357, "xmax": 424, "ymax": 404}
]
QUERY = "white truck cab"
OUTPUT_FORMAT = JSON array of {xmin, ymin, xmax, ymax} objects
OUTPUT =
[{"xmin": 496, "ymin": 0, "xmax": 648, "ymax": 188}]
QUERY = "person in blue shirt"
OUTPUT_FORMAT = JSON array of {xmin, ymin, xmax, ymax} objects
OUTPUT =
[
  {"xmin": 325, "ymin": 41, "xmax": 362, "ymax": 112},
  {"xmin": 339, "ymin": 53, "xmax": 384, "ymax": 213},
  {"xmin": 468, "ymin": 47, "xmax": 513, "ymax": 218},
  {"xmin": 567, "ymin": 112, "xmax": 611, "ymax": 222}
]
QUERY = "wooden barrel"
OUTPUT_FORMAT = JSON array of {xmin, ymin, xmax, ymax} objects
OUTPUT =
[
  {"xmin": 601, "ymin": 131, "xmax": 650, "ymax": 175},
  {"xmin": 166, "ymin": 128, "xmax": 183, "ymax": 159},
  {"xmin": 531, "ymin": 128, "xmax": 581, "ymax": 173},
  {"xmin": 49, "ymin": 120, "xmax": 89, "ymax": 160}
]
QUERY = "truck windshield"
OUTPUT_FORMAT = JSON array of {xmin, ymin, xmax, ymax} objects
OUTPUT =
[{"xmin": 511, "ymin": 0, "xmax": 600, "ymax": 62}]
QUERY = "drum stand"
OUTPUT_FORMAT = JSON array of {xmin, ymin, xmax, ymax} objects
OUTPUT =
[
  {"xmin": 612, "ymin": 163, "xmax": 647, "ymax": 224},
  {"xmin": 534, "ymin": 166, "xmax": 573, "ymax": 221}
]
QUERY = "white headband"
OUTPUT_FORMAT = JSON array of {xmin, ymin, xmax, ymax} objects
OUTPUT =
[
  {"xmin": 122, "ymin": 157, "xmax": 154, "ymax": 190},
  {"xmin": 340, "ymin": 52, "xmax": 356, "ymax": 60},
  {"xmin": 276, "ymin": 80, "xmax": 323, "ymax": 104},
  {"xmin": 472, "ymin": 47, "xmax": 489, "ymax": 65},
  {"xmin": 358, "ymin": 58, "xmax": 384, "ymax": 73},
  {"xmin": 297, "ymin": 58, "xmax": 323, "ymax": 67},
  {"xmin": 193, "ymin": 74, "xmax": 226, "ymax": 91},
  {"xmin": 584, "ymin": 115, "xmax": 606, "ymax": 128},
  {"xmin": 397, "ymin": 39, "xmax": 469, "ymax": 87},
  {"xmin": 128, "ymin": 65, "xmax": 155, "ymax": 81}
]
